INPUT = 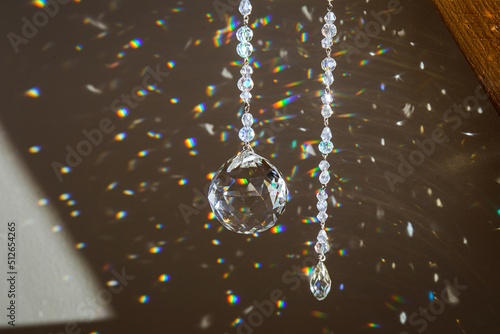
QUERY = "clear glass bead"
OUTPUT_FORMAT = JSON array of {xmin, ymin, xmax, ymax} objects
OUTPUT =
[
  {"xmin": 321, "ymin": 38, "xmax": 333, "ymax": 49},
  {"xmin": 240, "ymin": 65, "xmax": 253, "ymax": 77},
  {"xmin": 208, "ymin": 150, "xmax": 288, "ymax": 234},
  {"xmin": 240, "ymin": 91, "xmax": 252, "ymax": 102},
  {"xmin": 238, "ymin": 77, "xmax": 254, "ymax": 91},
  {"xmin": 321, "ymin": 91, "xmax": 333, "ymax": 105},
  {"xmin": 317, "ymin": 189, "xmax": 328, "ymax": 201},
  {"xmin": 321, "ymin": 105, "xmax": 333, "ymax": 118},
  {"xmin": 323, "ymin": 71, "xmax": 334, "ymax": 86},
  {"xmin": 321, "ymin": 127, "xmax": 332, "ymax": 141},
  {"xmin": 237, "ymin": 26, "xmax": 253, "ymax": 42},
  {"xmin": 242, "ymin": 113, "xmax": 254, "ymax": 127},
  {"xmin": 239, "ymin": 127, "xmax": 255, "ymax": 142},
  {"xmin": 239, "ymin": 0, "xmax": 252, "ymax": 16},
  {"xmin": 322, "ymin": 24, "xmax": 337, "ymax": 38},
  {"xmin": 317, "ymin": 229, "xmax": 328, "ymax": 241},
  {"xmin": 315, "ymin": 241, "xmax": 330, "ymax": 254},
  {"xmin": 310, "ymin": 260, "xmax": 331, "ymax": 301},
  {"xmin": 319, "ymin": 160, "xmax": 330, "ymax": 171},
  {"xmin": 324, "ymin": 11, "xmax": 336, "ymax": 23},
  {"xmin": 317, "ymin": 200, "xmax": 327, "ymax": 212},
  {"xmin": 317, "ymin": 212, "xmax": 328, "ymax": 223},
  {"xmin": 319, "ymin": 170, "xmax": 330, "ymax": 184},
  {"xmin": 237, "ymin": 42, "xmax": 253, "ymax": 58},
  {"xmin": 321, "ymin": 57, "xmax": 337, "ymax": 72},
  {"xmin": 319, "ymin": 141, "xmax": 334, "ymax": 154}
]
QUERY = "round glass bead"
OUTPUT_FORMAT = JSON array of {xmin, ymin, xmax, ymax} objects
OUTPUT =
[
  {"xmin": 315, "ymin": 241, "xmax": 330, "ymax": 254},
  {"xmin": 237, "ymin": 26, "xmax": 253, "ymax": 42},
  {"xmin": 317, "ymin": 189, "xmax": 328, "ymax": 201},
  {"xmin": 323, "ymin": 71, "xmax": 334, "ymax": 86},
  {"xmin": 319, "ymin": 140, "xmax": 334, "ymax": 154},
  {"xmin": 324, "ymin": 12, "xmax": 336, "ymax": 23},
  {"xmin": 240, "ymin": 91, "xmax": 252, "ymax": 102},
  {"xmin": 242, "ymin": 113, "xmax": 254, "ymax": 127},
  {"xmin": 317, "ymin": 200, "xmax": 327, "ymax": 212},
  {"xmin": 317, "ymin": 212, "xmax": 328, "ymax": 223},
  {"xmin": 238, "ymin": 77, "xmax": 254, "ymax": 91},
  {"xmin": 321, "ymin": 57, "xmax": 337, "ymax": 72},
  {"xmin": 237, "ymin": 42, "xmax": 253, "ymax": 58},
  {"xmin": 239, "ymin": 127, "xmax": 255, "ymax": 142},
  {"xmin": 321, "ymin": 105, "xmax": 333, "ymax": 118},
  {"xmin": 319, "ymin": 160, "xmax": 330, "ymax": 171},
  {"xmin": 322, "ymin": 24, "xmax": 337, "ymax": 38},
  {"xmin": 321, "ymin": 38, "xmax": 333, "ymax": 49},
  {"xmin": 240, "ymin": 65, "xmax": 253, "ymax": 77},
  {"xmin": 321, "ymin": 92, "xmax": 333, "ymax": 105},
  {"xmin": 319, "ymin": 171, "xmax": 330, "ymax": 184}
]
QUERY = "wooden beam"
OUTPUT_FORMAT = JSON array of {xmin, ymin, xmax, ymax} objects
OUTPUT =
[{"xmin": 431, "ymin": 0, "xmax": 500, "ymax": 111}]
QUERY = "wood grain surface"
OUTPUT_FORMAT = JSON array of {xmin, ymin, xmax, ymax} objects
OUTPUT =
[{"xmin": 432, "ymin": 0, "xmax": 500, "ymax": 111}]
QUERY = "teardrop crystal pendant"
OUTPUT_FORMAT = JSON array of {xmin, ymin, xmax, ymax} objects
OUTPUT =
[
  {"xmin": 310, "ymin": 260, "xmax": 331, "ymax": 301},
  {"xmin": 208, "ymin": 149, "xmax": 288, "ymax": 234}
]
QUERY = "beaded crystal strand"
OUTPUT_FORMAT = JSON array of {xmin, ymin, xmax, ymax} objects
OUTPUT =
[
  {"xmin": 310, "ymin": 0, "xmax": 337, "ymax": 301},
  {"xmin": 236, "ymin": 0, "xmax": 255, "ymax": 147}
]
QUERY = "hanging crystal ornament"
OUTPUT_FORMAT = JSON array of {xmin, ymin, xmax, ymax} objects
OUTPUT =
[
  {"xmin": 208, "ymin": 0, "xmax": 288, "ymax": 234},
  {"xmin": 310, "ymin": 0, "xmax": 337, "ymax": 301}
]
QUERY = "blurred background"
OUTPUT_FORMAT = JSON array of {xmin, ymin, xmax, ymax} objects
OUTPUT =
[{"xmin": 0, "ymin": 0, "xmax": 499, "ymax": 333}]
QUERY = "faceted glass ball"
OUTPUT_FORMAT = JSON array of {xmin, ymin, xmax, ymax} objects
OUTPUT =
[{"xmin": 208, "ymin": 150, "xmax": 288, "ymax": 234}]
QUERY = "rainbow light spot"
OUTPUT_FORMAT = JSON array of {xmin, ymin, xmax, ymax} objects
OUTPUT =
[
  {"xmin": 204, "ymin": 223, "xmax": 211, "ymax": 229},
  {"xmin": 193, "ymin": 103, "xmax": 206, "ymax": 114},
  {"xmin": 367, "ymin": 323, "xmax": 381, "ymax": 328},
  {"xmin": 138, "ymin": 150, "xmax": 149, "ymax": 157},
  {"xmin": 375, "ymin": 48, "xmax": 391, "ymax": 55},
  {"xmin": 302, "ymin": 217, "xmax": 318, "ymax": 224},
  {"xmin": 156, "ymin": 19, "xmax": 165, "ymax": 26},
  {"xmin": 171, "ymin": 7, "xmax": 183, "ymax": 12},
  {"xmin": 184, "ymin": 138, "xmax": 197, "ymax": 148},
  {"xmin": 159, "ymin": 274, "xmax": 170, "ymax": 282},
  {"xmin": 227, "ymin": 295, "xmax": 240, "ymax": 304},
  {"xmin": 136, "ymin": 89, "xmax": 147, "ymax": 96},
  {"xmin": 207, "ymin": 172, "xmax": 215, "ymax": 180},
  {"xmin": 59, "ymin": 193, "xmax": 71, "ymax": 200},
  {"xmin": 123, "ymin": 190, "xmax": 134, "ymax": 195},
  {"xmin": 311, "ymin": 311, "xmax": 328, "ymax": 319},
  {"xmin": 167, "ymin": 60, "xmax": 176, "ymax": 68},
  {"xmin": 25, "ymin": 87, "xmax": 40, "ymax": 98},
  {"xmin": 208, "ymin": 212, "xmax": 215, "ymax": 220},
  {"xmin": 147, "ymin": 131, "xmax": 162, "ymax": 139},
  {"xmin": 276, "ymin": 300, "xmax": 286, "ymax": 308},
  {"xmin": 116, "ymin": 211, "xmax": 127, "ymax": 219},
  {"xmin": 217, "ymin": 258, "xmax": 225, "ymax": 264},
  {"xmin": 360, "ymin": 59, "xmax": 370, "ymax": 66},
  {"xmin": 254, "ymin": 263, "xmax": 261, "ymax": 268},
  {"xmin": 32, "ymin": 0, "xmax": 46, "ymax": 8},
  {"xmin": 273, "ymin": 95, "xmax": 299, "ymax": 109},
  {"xmin": 339, "ymin": 249, "xmax": 347, "ymax": 256},
  {"xmin": 139, "ymin": 295, "xmax": 149, "ymax": 303},
  {"xmin": 61, "ymin": 166, "xmax": 71, "ymax": 174},
  {"xmin": 212, "ymin": 239, "xmax": 220, "ymax": 245},
  {"xmin": 170, "ymin": 98, "xmax": 179, "ymax": 103},
  {"xmin": 38, "ymin": 198, "xmax": 49, "ymax": 206},
  {"xmin": 70, "ymin": 210, "xmax": 80, "ymax": 217},
  {"xmin": 29, "ymin": 146, "xmax": 41, "ymax": 153},
  {"xmin": 107, "ymin": 182, "xmax": 118, "ymax": 190},
  {"xmin": 156, "ymin": 224, "xmax": 163, "ymax": 229},
  {"xmin": 231, "ymin": 318, "xmax": 243, "ymax": 327},
  {"xmin": 429, "ymin": 291, "xmax": 435, "ymax": 300},
  {"xmin": 117, "ymin": 108, "xmax": 129, "ymax": 118},
  {"xmin": 301, "ymin": 32, "xmax": 308, "ymax": 42},
  {"xmin": 75, "ymin": 242, "xmax": 86, "ymax": 249},
  {"xmin": 391, "ymin": 295, "xmax": 408, "ymax": 303},
  {"xmin": 271, "ymin": 225, "xmax": 286, "ymax": 234},
  {"xmin": 150, "ymin": 246, "xmax": 162, "ymax": 254},
  {"xmin": 115, "ymin": 132, "xmax": 126, "ymax": 141},
  {"xmin": 178, "ymin": 178, "xmax": 188, "ymax": 185},
  {"xmin": 220, "ymin": 132, "xmax": 228, "ymax": 142},
  {"xmin": 129, "ymin": 39, "xmax": 142, "ymax": 48},
  {"xmin": 75, "ymin": 44, "xmax": 83, "ymax": 51},
  {"xmin": 206, "ymin": 85, "xmax": 216, "ymax": 96},
  {"xmin": 272, "ymin": 65, "xmax": 289, "ymax": 73}
]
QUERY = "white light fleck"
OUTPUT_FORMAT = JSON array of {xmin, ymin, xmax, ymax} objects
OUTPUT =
[
  {"xmin": 221, "ymin": 67, "xmax": 232, "ymax": 79},
  {"xmin": 420, "ymin": 61, "xmax": 425, "ymax": 69},
  {"xmin": 400, "ymin": 312, "xmax": 407, "ymax": 324},
  {"xmin": 407, "ymin": 222, "xmax": 414, "ymax": 237}
]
